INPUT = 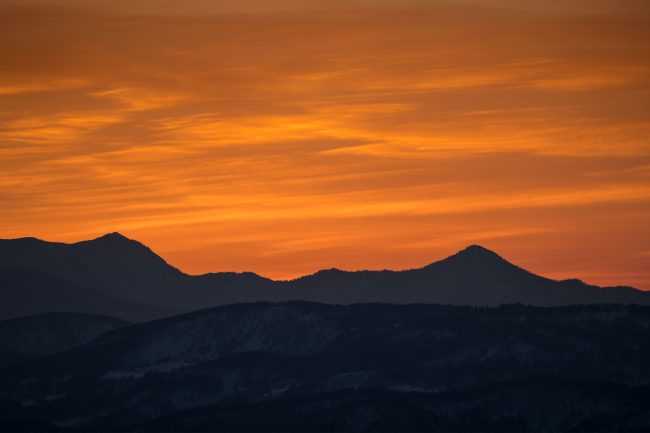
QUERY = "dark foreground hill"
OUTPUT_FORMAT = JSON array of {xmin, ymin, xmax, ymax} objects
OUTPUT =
[
  {"xmin": 0, "ymin": 312, "xmax": 128, "ymax": 366},
  {"xmin": 2, "ymin": 302, "xmax": 650, "ymax": 432},
  {"xmin": 0, "ymin": 233, "xmax": 648, "ymax": 321}
]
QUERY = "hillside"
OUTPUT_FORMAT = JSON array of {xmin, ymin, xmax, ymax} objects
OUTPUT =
[
  {"xmin": 2, "ymin": 302, "xmax": 649, "ymax": 431},
  {"xmin": 0, "ymin": 312, "xmax": 128, "ymax": 366}
]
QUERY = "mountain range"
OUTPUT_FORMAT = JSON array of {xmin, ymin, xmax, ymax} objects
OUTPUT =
[
  {"xmin": 2, "ymin": 233, "xmax": 650, "ymax": 431},
  {"xmin": 2, "ymin": 302, "xmax": 649, "ymax": 431},
  {"xmin": 0, "ymin": 232, "xmax": 648, "ymax": 321}
]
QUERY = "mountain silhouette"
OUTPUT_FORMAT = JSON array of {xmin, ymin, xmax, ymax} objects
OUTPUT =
[
  {"xmin": 288, "ymin": 244, "xmax": 647, "ymax": 305},
  {"xmin": 0, "ymin": 233, "xmax": 647, "ymax": 320},
  {"xmin": 0, "ymin": 267, "xmax": 180, "ymax": 322},
  {"xmin": 3, "ymin": 302, "xmax": 650, "ymax": 432},
  {"xmin": 0, "ymin": 233, "xmax": 186, "ymax": 306}
]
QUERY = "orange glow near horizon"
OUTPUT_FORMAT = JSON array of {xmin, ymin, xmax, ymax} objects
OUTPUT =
[{"xmin": 1, "ymin": 0, "xmax": 649, "ymax": 288}]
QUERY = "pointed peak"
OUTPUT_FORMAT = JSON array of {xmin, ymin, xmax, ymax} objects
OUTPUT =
[
  {"xmin": 102, "ymin": 231, "xmax": 128, "ymax": 239},
  {"xmin": 87, "ymin": 232, "xmax": 139, "ymax": 247},
  {"xmin": 436, "ymin": 244, "xmax": 511, "ymax": 267},
  {"xmin": 94, "ymin": 232, "xmax": 130, "ymax": 242},
  {"xmin": 457, "ymin": 244, "xmax": 500, "ymax": 257}
]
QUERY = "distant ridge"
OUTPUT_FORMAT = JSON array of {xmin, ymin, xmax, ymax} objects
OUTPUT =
[
  {"xmin": 0, "ymin": 312, "xmax": 128, "ymax": 366},
  {"xmin": 0, "ymin": 233, "xmax": 647, "ymax": 320},
  {"xmin": 0, "ymin": 233, "xmax": 185, "ymax": 307},
  {"xmin": 0, "ymin": 267, "xmax": 180, "ymax": 322}
]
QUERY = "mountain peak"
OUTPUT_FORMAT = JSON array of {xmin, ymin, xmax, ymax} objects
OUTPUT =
[
  {"xmin": 77, "ymin": 233, "xmax": 166, "ymax": 262},
  {"xmin": 87, "ymin": 232, "xmax": 142, "ymax": 249},
  {"xmin": 434, "ymin": 244, "xmax": 512, "ymax": 269},
  {"xmin": 95, "ymin": 232, "xmax": 130, "ymax": 242},
  {"xmin": 458, "ymin": 244, "xmax": 501, "ymax": 257}
]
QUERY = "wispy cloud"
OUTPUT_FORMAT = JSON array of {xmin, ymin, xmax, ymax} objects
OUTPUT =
[{"xmin": 1, "ymin": 0, "xmax": 649, "ymax": 287}]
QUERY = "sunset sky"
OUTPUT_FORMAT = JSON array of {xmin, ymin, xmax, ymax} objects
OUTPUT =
[{"xmin": 1, "ymin": 0, "xmax": 649, "ymax": 288}]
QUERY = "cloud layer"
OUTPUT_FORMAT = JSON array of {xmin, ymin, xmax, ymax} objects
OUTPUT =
[{"xmin": 1, "ymin": 0, "xmax": 649, "ymax": 287}]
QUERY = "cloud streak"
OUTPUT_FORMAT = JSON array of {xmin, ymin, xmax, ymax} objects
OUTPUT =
[{"xmin": 1, "ymin": 0, "xmax": 649, "ymax": 288}]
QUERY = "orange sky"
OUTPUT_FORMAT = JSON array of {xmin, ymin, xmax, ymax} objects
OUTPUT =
[{"xmin": 1, "ymin": 0, "xmax": 649, "ymax": 288}]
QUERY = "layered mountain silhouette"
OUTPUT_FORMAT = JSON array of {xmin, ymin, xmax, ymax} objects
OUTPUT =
[
  {"xmin": 0, "ymin": 232, "xmax": 647, "ymax": 321},
  {"xmin": 1, "ymin": 236, "xmax": 648, "ymax": 431},
  {"xmin": 2, "ymin": 302, "xmax": 650, "ymax": 431},
  {"xmin": 0, "ymin": 267, "xmax": 181, "ymax": 322},
  {"xmin": 0, "ymin": 233, "xmax": 186, "ymax": 305}
]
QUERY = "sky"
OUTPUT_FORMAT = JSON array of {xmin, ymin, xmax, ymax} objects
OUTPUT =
[{"xmin": 1, "ymin": 0, "xmax": 649, "ymax": 288}]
